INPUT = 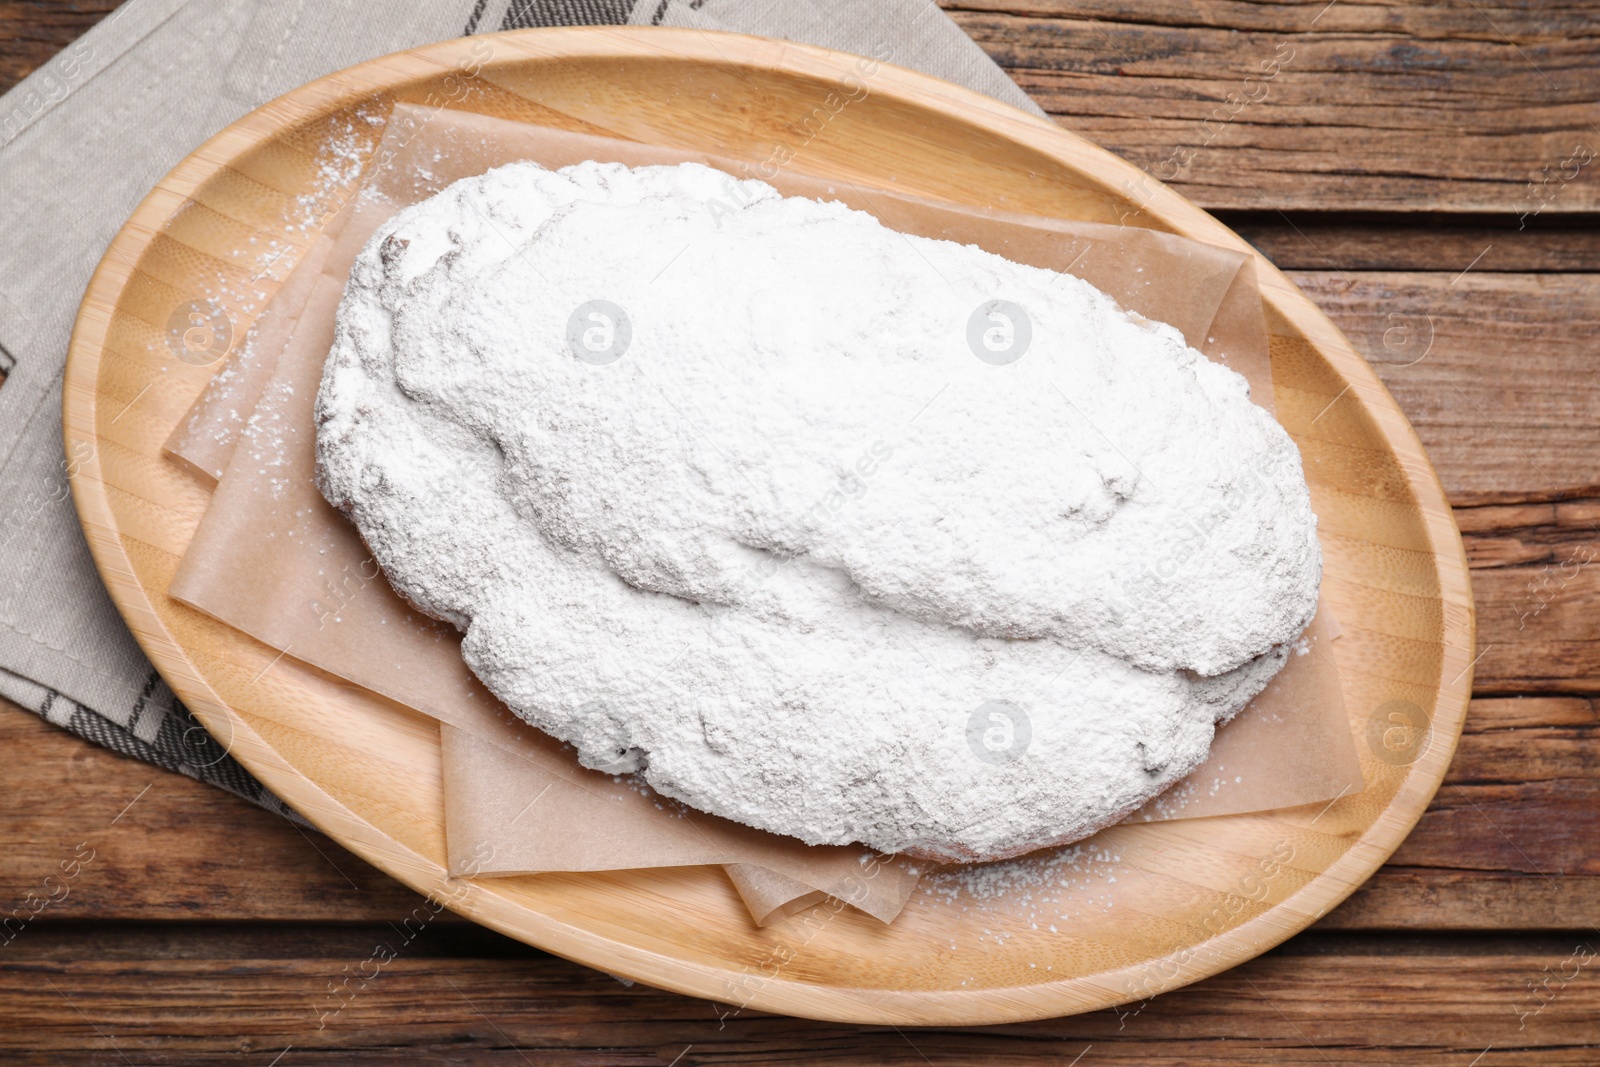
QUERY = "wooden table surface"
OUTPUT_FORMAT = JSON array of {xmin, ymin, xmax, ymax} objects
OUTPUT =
[{"xmin": 3, "ymin": 1, "xmax": 1597, "ymax": 1063}]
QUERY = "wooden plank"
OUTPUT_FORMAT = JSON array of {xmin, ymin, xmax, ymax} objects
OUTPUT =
[
  {"xmin": 1323, "ymin": 869, "xmax": 1600, "ymax": 931},
  {"xmin": 1450, "ymin": 726, "xmax": 1599, "ymax": 783},
  {"xmin": 949, "ymin": 2, "xmax": 1600, "ymax": 213},
  {"xmin": 1456, "ymin": 505, "xmax": 1600, "ymax": 693},
  {"xmin": 1229, "ymin": 215, "xmax": 1600, "ymax": 274},
  {"xmin": 1321, "ymin": 694, "xmax": 1599, "ymax": 929},
  {"xmin": 1389, "ymin": 781, "xmax": 1599, "ymax": 876},
  {"xmin": 2, "ymin": 927, "xmax": 1598, "ymax": 1062},
  {"xmin": 0, "ymin": 702, "xmax": 435, "ymax": 922},
  {"xmin": 948, "ymin": 0, "xmax": 1599, "ymax": 38},
  {"xmin": 1470, "ymin": 571, "xmax": 1600, "ymax": 694},
  {"xmin": 1463, "ymin": 695, "xmax": 1598, "ymax": 731},
  {"xmin": 0, "ymin": 2, "xmax": 116, "ymax": 96},
  {"xmin": 1291, "ymin": 271, "xmax": 1600, "ymax": 505}
]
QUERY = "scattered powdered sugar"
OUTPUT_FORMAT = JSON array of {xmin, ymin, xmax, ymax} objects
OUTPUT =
[
  {"xmin": 924, "ymin": 843, "xmax": 1123, "ymax": 905},
  {"xmin": 918, "ymin": 843, "xmax": 1129, "ymax": 953},
  {"xmin": 173, "ymin": 106, "xmax": 386, "ymax": 478},
  {"xmin": 290, "ymin": 107, "xmax": 385, "ymax": 236},
  {"xmin": 314, "ymin": 160, "xmax": 1320, "ymax": 862}
]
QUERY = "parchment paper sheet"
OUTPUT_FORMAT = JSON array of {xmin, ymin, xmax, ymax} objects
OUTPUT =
[
  {"xmin": 163, "ymin": 233, "xmax": 337, "ymax": 486},
  {"xmin": 167, "ymin": 104, "xmax": 1360, "ymax": 925}
]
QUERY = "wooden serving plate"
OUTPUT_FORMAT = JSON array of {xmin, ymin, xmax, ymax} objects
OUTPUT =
[{"xmin": 63, "ymin": 27, "xmax": 1473, "ymax": 1025}]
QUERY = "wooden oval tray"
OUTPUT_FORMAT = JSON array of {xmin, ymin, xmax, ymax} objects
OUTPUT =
[{"xmin": 63, "ymin": 27, "xmax": 1473, "ymax": 1025}]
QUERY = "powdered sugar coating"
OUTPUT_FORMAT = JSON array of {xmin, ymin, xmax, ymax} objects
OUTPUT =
[{"xmin": 314, "ymin": 161, "xmax": 1320, "ymax": 862}]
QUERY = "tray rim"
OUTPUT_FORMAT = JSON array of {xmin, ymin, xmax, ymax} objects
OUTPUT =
[{"xmin": 62, "ymin": 25, "xmax": 1475, "ymax": 1026}]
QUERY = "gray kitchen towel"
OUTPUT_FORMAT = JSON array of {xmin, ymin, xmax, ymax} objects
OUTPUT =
[{"xmin": 0, "ymin": 0, "xmax": 1044, "ymax": 813}]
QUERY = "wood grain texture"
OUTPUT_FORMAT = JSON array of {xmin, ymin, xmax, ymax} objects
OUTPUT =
[
  {"xmin": 950, "ymin": 1, "xmax": 1600, "ymax": 213},
  {"xmin": 2, "ymin": 0, "xmax": 1593, "ymax": 1060},
  {"xmin": 3, "ymin": 925, "xmax": 1598, "ymax": 1064},
  {"xmin": 0, "ymin": 704, "xmax": 437, "ymax": 922},
  {"xmin": 5, "ymin": 2, "xmax": 1598, "ymax": 215},
  {"xmin": 1232, "ymin": 215, "xmax": 1600, "ymax": 274},
  {"xmin": 6, "ymin": 256, "xmax": 1589, "ymax": 919},
  {"xmin": 1454, "ymin": 507, "xmax": 1600, "ymax": 695},
  {"xmin": 57, "ymin": 28, "xmax": 1472, "ymax": 1025},
  {"xmin": 0, "ymin": 1, "xmax": 114, "ymax": 94},
  {"xmin": 6, "ymin": 691, "xmax": 1591, "ymax": 936},
  {"xmin": 4, "ymin": 684, "xmax": 1594, "ymax": 931},
  {"xmin": 1293, "ymin": 271, "xmax": 1600, "ymax": 504}
]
